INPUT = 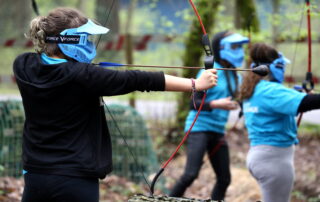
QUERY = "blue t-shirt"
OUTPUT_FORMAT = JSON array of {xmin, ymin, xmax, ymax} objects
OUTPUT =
[
  {"xmin": 41, "ymin": 53, "xmax": 67, "ymax": 64},
  {"xmin": 184, "ymin": 63, "xmax": 240, "ymax": 134},
  {"xmin": 243, "ymin": 80, "xmax": 306, "ymax": 147}
]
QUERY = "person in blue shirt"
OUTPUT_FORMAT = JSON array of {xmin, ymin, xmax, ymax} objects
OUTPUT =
[
  {"xmin": 239, "ymin": 43, "xmax": 320, "ymax": 202},
  {"xmin": 170, "ymin": 31, "xmax": 249, "ymax": 200}
]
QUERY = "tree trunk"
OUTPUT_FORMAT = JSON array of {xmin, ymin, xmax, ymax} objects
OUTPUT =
[
  {"xmin": 176, "ymin": 0, "xmax": 221, "ymax": 132},
  {"xmin": 271, "ymin": 0, "xmax": 280, "ymax": 47},
  {"xmin": 95, "ymin": 0, "xmax": 119, "ymax": 35},
  {"xmin": 0, "ymin": 0, "xmax": 31, "ymax": 41},
  {"xmin": 234, "ymin": 0, "xmax": 260, "ymax": 33},
  {"xmin": 234, "ymin": 0, "xmax": 260, "ymax": 67},
  {"xmin": 76, "ymin": 0, "xmax": 86, "ymax": 13},
  {"xmin": 125, "ymin": 0, "xmax": 138, "ymax": 108}
]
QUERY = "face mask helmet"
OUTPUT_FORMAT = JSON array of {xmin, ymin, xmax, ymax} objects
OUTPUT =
[
  {"xmin": 250, "ymin": 53, "xmax": 290, "ymax": 83},
  {"xmin": 219, "ymin": 33, "xmax": 249, "ymax": 68},
  {"xmin": 45, "ymin": 19, "xmax": 109, "ymax": 63},
  {"xmin": 268, "ymin": 53, "xmax": 291, "ymax": 83}
]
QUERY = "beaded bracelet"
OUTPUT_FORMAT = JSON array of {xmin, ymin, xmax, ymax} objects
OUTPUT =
[{"xmin": 191, "ymin": 78, "xmax": 197, "ymax": 109}]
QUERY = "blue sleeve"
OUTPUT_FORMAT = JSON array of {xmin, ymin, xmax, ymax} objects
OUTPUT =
[
  {"xmin": 238, "ymin": 73, "xmax": 243, "ymax": 85},
  {"xmin": 262, "ymin": 85, "xmax": 306, "ymax": 115}
]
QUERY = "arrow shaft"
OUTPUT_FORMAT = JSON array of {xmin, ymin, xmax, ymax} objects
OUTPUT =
[
  {"xmin": 99, "ymin": 63, "xmax": 254, "ymax": 72},
  {"xmin": 117, "ymin": 63, "xmax": 202, "ymax": 69}
]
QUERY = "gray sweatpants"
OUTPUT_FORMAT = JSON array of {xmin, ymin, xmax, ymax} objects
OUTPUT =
[{"xmin": 246, "ymin": 145, "xmax": 295, "ymax": 202}]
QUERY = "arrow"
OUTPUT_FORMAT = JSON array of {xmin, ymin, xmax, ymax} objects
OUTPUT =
[{"xmin": 95, "ymin": 62, "xmax": 269, "ymax": 76}]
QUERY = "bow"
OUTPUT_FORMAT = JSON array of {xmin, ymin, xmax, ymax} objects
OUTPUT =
[
  {"xmin": 95, "ymin": 1, "xmax": 267, "ymax": 195},
  {"xmin": 149, "ymin": 0, "xmax": 215, "ymax": 195},
  {"xmin": 296, "ymin": 0, "xmax": 313, "ymax": 127}
]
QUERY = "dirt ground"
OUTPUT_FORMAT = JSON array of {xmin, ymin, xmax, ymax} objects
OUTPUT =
[
  {"xmin": 152, "ymin": 127, "xmax": 320, "ymax": 202},
  {"xmin": 163, "ymin": 156, "xmax": 261, "ymax": 202},
  {"xmin": 0, "ymin": 128, "xmax": 319, "ymax": 202}
]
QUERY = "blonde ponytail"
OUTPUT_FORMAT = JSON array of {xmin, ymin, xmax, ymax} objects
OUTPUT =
[
  {"xmin": 26, "ymin": 16, "xmax": 47, "ymax": 53},
  {"xmin": 25, "ymin": 8, "xmax": 87, "ymax": 56}
]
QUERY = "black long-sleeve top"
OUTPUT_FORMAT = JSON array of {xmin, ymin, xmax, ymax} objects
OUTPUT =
[
  {"xmin": 13, "ymin": 53, "xmax": 165, "ymax": 179},
  {"xmin": 298, "ymin": 94, "xmax": 320, "ymax": 113},
  {"xmin": 191, "ymin": 91, "xmax": 320, "ymax": 113}
]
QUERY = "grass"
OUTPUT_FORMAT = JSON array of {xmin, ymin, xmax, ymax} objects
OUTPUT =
[{"xmin": 298, "ymin": 123, "xmax": 320, "ymax": 138}]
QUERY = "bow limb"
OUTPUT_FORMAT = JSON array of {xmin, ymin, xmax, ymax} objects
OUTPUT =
[
  {"xmin": 297, "ymin": 0, "xmax": 313, "ymax": 127},
  {"xmin": 302, "ymin": 0, "xmax": 313, "ymax": 92},
  {"xmin": 149, "ymin": 0, "xmax": 214, "ymax": 195}
]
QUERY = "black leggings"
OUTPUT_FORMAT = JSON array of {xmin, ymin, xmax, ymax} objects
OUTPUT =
[
  {"xmin": 22, "ymin": 173, "xmax": 99, "ymax": 202},
  {"xmin": 169, "ymin": 132, "xmax": 231, "ymax": 200}
]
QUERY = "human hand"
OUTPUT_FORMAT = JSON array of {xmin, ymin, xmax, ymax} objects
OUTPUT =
[
  {"xmin": 195, "ymin": 69, "xmax": 218, "ymax": 91},
  {"xmin": 209, "ymin": 96, "xmax": 239, "ymax": 110}
]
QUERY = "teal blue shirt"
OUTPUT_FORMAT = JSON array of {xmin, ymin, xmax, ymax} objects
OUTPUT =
[
  {"xmin": 243, "ymin": 80, "xmax": 306, "ymax": 147},
  {"xmin": 41, "ymin": 53, "xmax": 67, "ymax": 64},
  {"xmin": 184, "ymin": 63, "xmax": 240, "ymax": 134}
]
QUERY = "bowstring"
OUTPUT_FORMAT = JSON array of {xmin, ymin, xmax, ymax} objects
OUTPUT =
[
  {"xmin": 95, "ymin": 0, "xmax": 151, "ymax": 190},
  {"xmin": 288, "ymin": 3, "xmax": 305, "ymax": 88}
]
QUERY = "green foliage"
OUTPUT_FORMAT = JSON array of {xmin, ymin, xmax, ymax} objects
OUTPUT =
[
  {"xmin": 119, "ymin": 1, "xmax": 189, "ymax": 36},
  {"xmin": 34, "ymin": 0, "xmax": 94, "ymax": 16},
  {"xmin": 109, "ymin": 184, "xmax": 132, "ymax": 196},
  {"xmin": 148, "ymin": 118, "xmax": 183, "ymax": 162},
  {"xmin": 177, "ymin": 0, "xmax": 222, "ymax": 133},
  {"xmin": 214, "ymin": 4, "xmax": 234, "ymax": 32},
  {"xmin": 234, "ymin": 0, "xmax": 260, "ymax": 32},
  {"xmin": 262, "ymin": 0, "xmax": 320, "ymax": 42},
  {"xmin": 0, "ymin": 48, "xmax": 32, "ymax": 75},
  {"xmin": 279, "ymin": 43, "xmax": 320, "ymax": 79},
  {"xmin": 299, "ymin": 123, "xmax": 320, "ymax": 138},
  {"xmin": 292, "ymin": 190, "xmax": 320, "ymax": 202}
]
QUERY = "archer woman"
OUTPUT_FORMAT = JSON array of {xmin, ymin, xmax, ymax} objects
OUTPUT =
[
  {"xmin": 14, "ymin": 7, "xmax": 217, "ymax": 202},
  {"xmin": 170, "ymin": 31, "xmax": 249, "ymax": 200},
  {"xmin": 239, "ymin": 43, "xmax": 320, "ymax": 202}
]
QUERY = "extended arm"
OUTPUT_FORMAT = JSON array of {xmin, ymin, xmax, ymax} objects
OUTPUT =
[
  {"xmin": 76, "ymin": 65, "xmax": 217, "ymax": 96},
  {"xmin": 297, "ymin": 94, "xmax": 320, "ymax": 113},
  {"xmin": 164, "ymin": 69, "xmax": 217, "ymax": 92}
]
